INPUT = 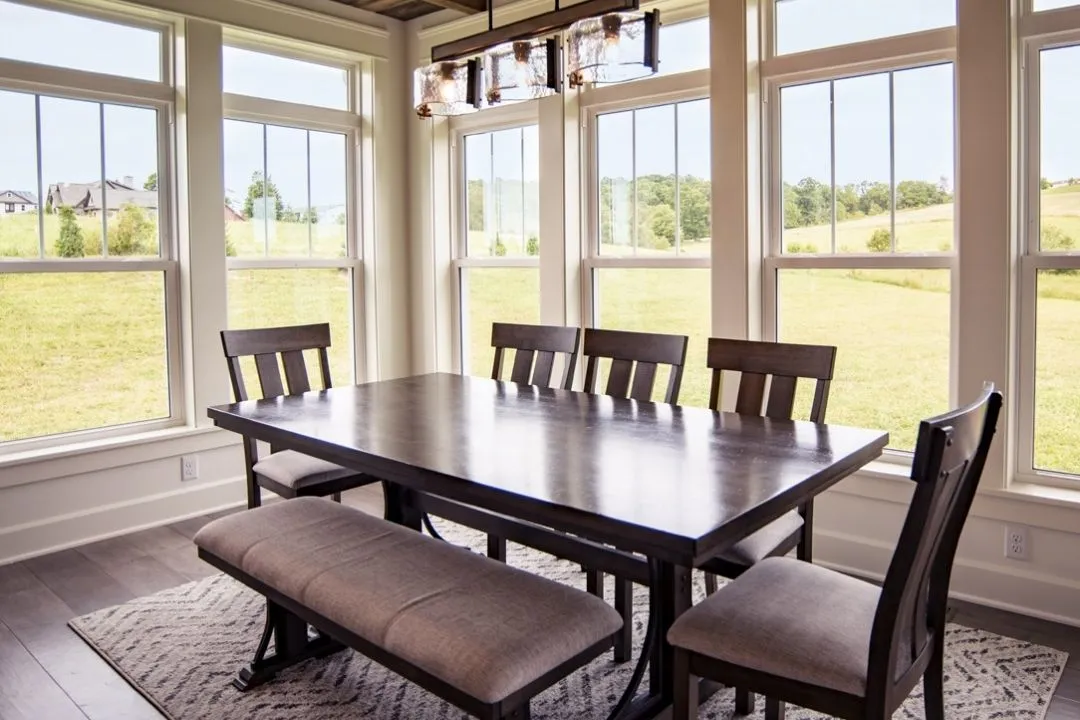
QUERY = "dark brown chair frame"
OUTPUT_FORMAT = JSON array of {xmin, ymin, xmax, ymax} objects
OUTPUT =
[
  {"xmin": 673, "ymin": 384, "xmax": 1003, "ymax": 720},
  {"xmin": 220, "ymin": 323, "xmax": 379, "ymax": 508},
  {"xmin": 490, "ymin": 322, "xmax": 581, "ymax": 390}
]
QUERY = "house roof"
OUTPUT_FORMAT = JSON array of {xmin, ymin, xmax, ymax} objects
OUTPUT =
[
  {"xmin": 48, "ymin": 181, "xmax": 157, "ymax": 212},
  {"xmin": 0, "ymin": 190, "xmax": 39, "ymax": 205}
]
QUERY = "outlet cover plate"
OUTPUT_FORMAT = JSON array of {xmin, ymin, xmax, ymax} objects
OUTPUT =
[
  {"xmin": 181, "ymin": 455, "xmax": 199, "ymax": 482},
  {"xmin": 1005, "ymin": 525, "xmax": 1029, "ymax": 561}
]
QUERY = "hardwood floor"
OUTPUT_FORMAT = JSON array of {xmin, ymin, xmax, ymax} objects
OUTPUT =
[{"xmin": 0, "ymin": 483, "xmax": 1075, "ymax": 719}]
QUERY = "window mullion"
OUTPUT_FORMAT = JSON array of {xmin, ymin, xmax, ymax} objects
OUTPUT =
[
  {"xmin": 829, "ymin": 80, "xmax": 836, "ymax": 254},
  {"xmin": 262, "ymin": 123, "xmax": 269, "ymax": 258},
  {"xmin": 34, "ymin": 94, "xmax": 44, "ymax": 259},
  {"xmin": 889, "ymin": 71, "xmax": 897, "ymax": 252},
  {"xmin": 674, "ymin": 102, "xmax": 682, "ymax": 255},
  {"xmin": 99, "ymin": 102, "xmax": 108, "ymax": 257},
  {"xmin": 632, "ymin": 110, "xmax": 638, "ymax": 255},
  {"xmin": 306, "ymin": 130, "xmax": 313, "ymax": 258}
]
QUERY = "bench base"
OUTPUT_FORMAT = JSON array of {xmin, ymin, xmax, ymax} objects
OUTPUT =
[{"xmin": 233, "ymin": 598, "xmax": 347, "ymax": 692}]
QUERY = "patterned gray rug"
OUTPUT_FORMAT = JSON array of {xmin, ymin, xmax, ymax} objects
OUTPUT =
[{"xmin": 70, "ymin": 526, "xmax": 1066, "ymax": 719}]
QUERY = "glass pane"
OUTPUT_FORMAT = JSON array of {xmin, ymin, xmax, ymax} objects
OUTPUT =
[
  {"xmin": 463, "ymin": 127, "xmax": 538, "ymax": 258},
  {"xmin": 1040, "ymin": 46, "xmax": 1080, "ymax": 252},
  {"xmin": 0, "ymin": 272, "xmax": 169, "ymax": 443},
  {"xmin": 523, "ymin": 126, "xmax": 540, "ymax": 256},
  {"xmin": 1034, "ymin": 270, "xmax": 1080, "ymax": 474},
  {"xmin": 490, "ymin": 128, "xmax": 525, "ymax": 256},
  {"xmin": 463, "ymin": 268, "xmax": 540, "ymax": 377},
  {"xmin": 678, "ymin": 99, "xmax": 711, "ymax": 256},
  {"xmin": 223, "ymin": 119, "xmax": 267, "ymax": 258},
  {"xmin": 223, "ymin": 46, "xmax": 349, "ymax": 111},
  {"xmin": 658, "ymin": 18, "xmax": 709, "ymax": 75},
  {"xmin": 464, "ymin": 132, "xmax": 492, "ymax": 257},
  {"xmin": 834, "ymin": 73, "xmax": 891, "ymax": 254},
  {"xmin": 594, "ymin": 268, "xmax": 711, "ymax": 407},
  {"xmin": 41, "ymin": 96, "xmax": 103, "ymax": 259},
  {"xmin": 780, "ymin": 81, "xmax": 831, "ymax": 253},
  {"xmin": 104, "ymin": 105, "xmax": 160, "ymax": 257},
  {"xmin": 777, "ymin": 269, "xmax": 950, "ymax": 451},
  {"xmin": 0, "ymin": 90, "xmax": 40, "ymax": 258},
  {"xmin": 597, "ymin": 111, "xmax": 634, "ymax": 255},
  {"xmin": 775, "ymin": 0, "xmax": 955, "ymax": 56},
  {"xmin": 1034, "ymin": 0, "xmax": 1080, "ymax": 9},
  {"xmin": 228, "ymin": 268, "xmax": 355, "ymax": 387},
  {"xmin": 894, "ymin": 64, "xmax": 955, "ymax": 252},
  {"xmin": 266, "ymin": 125, "xmax": 310, "ymax": 258},
  {"xmin": 309, "ymin": 131, "xmax": 349, "ymax": 259},
  {"xmin": 0, "ymin": 0, "xmax": 161, "ymax": 81},
  {"xmin": 635, "ymin": 104, "xmax": 676, "ymax": 256}
]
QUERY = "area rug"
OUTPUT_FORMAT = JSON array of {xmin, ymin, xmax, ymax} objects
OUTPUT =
[{"xmin": 70, "ymin": 526, "xmax": 1067, "ymax": 719}]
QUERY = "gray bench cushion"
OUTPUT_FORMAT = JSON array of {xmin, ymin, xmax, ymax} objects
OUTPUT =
[
  {"xmin": 716, "ymin": 510, "xmax": 803, "ymax": 566},
  {"xmin": 252, "ymin": 450, "xmax": 356, "ymax": 490},
  {"xmin": 667, "ymin": 556, "xmax": 879, "ymax": 696},
  {"xmin": 194, "ymin": 497, "xmax": 622, "ymax": 704}
]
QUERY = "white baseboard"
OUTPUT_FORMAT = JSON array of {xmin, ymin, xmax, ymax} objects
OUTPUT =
[{"xmin": 0, "ymin": 477, "xmax": 247, "ymax": 565}]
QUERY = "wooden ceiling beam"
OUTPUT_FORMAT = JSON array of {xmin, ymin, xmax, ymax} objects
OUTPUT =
[{"xmin": 422, "ymin": 0, "xmax": 487, "ymax": 15}]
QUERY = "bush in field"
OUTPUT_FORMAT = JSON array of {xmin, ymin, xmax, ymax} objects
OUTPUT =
[
  {"xmin": 108, "ymin": 203, "xmax": 156, "ymax": 256},
  {"xmin": 56, "ymin": 206, "xmax": 85, "ymax": 258},
  {"xmin": 224, "ymin": 224, "xmax": 237, "ymax": 257},
  {"xmin": 867, "ymin": 228, "xmax": 892, "ymax": 253},
  {"xmin": 650, "ymin": 205, "xmax": 676, "ymax": 247},
  {"xmin": 526, "ymin": 234, "xmax": 539, "ymax": 256},
  {"xmin": 1042, "ymin": 225, "xmax": 1078, "ymax": 275},
  {"xmin": 786, "ymin": 241, "xmax": 818, "ymax": 254},
  {"xmin": 493, "ymin": 233, "xmax": 507, "ymax": 256}
]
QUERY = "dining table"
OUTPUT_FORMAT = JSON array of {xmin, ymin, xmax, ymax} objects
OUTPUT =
[{"xmin": 207, "ymin": 371, "xmax": 889, "ymax": 719}]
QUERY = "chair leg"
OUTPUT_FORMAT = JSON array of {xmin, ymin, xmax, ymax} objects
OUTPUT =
[
  {"xmin": 613, "ymin": 578, "xmax": 633, "ymax": 663},
  {"xmin": 487, "ymin": 534, "xmax": 507, "ymax": 562},
  {"xmin": 735, "ymin": 688, "xmax": 755, "ymax": 715},
  {"xmin": 586, "ymin": 570, "xmax": 604, "ymax": 599},
  {"xmin": 331, "ymin": 492, "xmax": 342, "ymax": 503},
  {"xmin": 246, "ymin": 475, "xmax": 261, "ymax": 509},
  {"xmin": 765, "ymin": 697, "xmax": 785, "ymax": 720},
  {"xmin": 672, "ymin": 649, "xmax": 699, "ymax": 720},
  {"xmin": 796, "ymin": 500, "xmax": 814, "ymax": 562},
  {"xmin": 704, "ymin": 572, "xmax": 718, "ymax": 596},
  {"xmin": 923, "ymin": 634, "xmax": 946, "ymax": 720}
]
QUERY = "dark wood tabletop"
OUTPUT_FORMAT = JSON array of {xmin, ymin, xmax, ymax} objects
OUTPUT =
[{"xmin": 207, "ymin": 372, "xmax": 888, "ymax": 566}]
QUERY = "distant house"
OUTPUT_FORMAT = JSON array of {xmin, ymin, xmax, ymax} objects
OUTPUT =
[
  {"xmin": 47, "ymin": 178, "xmax": 157, "ymax": 217},
  {"xmin": 224, "ymin": 204, "xmax": 245, "ymax": 223},
  {"xmin": 0, "ymin": 190, "xmax": 38, "ymax": 214}
]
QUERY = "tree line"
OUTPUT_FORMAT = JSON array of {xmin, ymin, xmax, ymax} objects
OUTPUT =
[
  {"xmin": 598, "ymin": 174, "xmax": 711, "ymax": 250},
  {"xmin": 783, "ymin": 177, "xmax": 953, "ymax": 229}
]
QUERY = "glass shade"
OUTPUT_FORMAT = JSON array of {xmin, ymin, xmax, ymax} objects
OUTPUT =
[
  {"xmin": 414, "ymin": 58, "xmax": 480, "ymax": 118},
  {"xmin": 483, "ymin": 37, "xmax": 560, "ymax": 105},
  {"xmin": 566, "ymin": 10, "xmax": 659, "ymax": 87}
]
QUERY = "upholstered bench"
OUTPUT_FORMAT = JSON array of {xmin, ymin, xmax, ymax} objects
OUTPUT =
[{"xmin": 194, "ymin": 497, "xmax": 623, "ymax": 720}]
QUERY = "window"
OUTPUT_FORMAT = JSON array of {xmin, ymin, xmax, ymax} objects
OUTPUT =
[
  {"xmin": 0, "ymin": 6, "xmax": 175, "ymax": 447},
  {"xmin": 768, "ymin": 60, "xmax": 954, "ymax": 452},
  {"xmin": 223, "ymin": 44, "xmax": 361, "ymax": 386},
  {"xmin": 773, "ymin": 0, "xmax": 955, "ymax": 56},
  {"xmin": 658, "ymin": 18, "xmax": 709, "ymax": 76},
  {"xmin": 455, "ymin": 124, "xmax": 540, "ymax": 377},
  {"xmin": 1034, "ymin": 0, "xmax": 1080, "ymax": 10},
  {"xmin": 589, "ymin": 97, "xmax": 711, "ymax": 405}
]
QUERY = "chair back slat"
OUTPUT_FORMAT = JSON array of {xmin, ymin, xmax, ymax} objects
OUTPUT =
[
  {"xmin": 281, "ymin": 350, "xmax": 311, "ymax": 395},
  {"xmin": 707, "ymin": 338, "xmax": 836, "ymax": 423},
  {"xmin": 734, "ymin": 372, "xmax": 767, "ymax": 415},
  {"xmin": 866, "ymin": 385, "xmax": 1002, "ymax": 707},
  {"xmin": 510, "ymin": 348, "xmax": 536, "ymax": 385},
  {"xmin": 254, "ymin": 353, "xmax": 286, "ymax": 398},
  {"xmin": 220, "ymin": 323, "xmax": 335, "ymax": 402},
  {"xmin": 582, "ymin": 328, "xmax": 689, "ymax": 404},
  {"xmin": 489, "ymin": 323, "xmax": 581, "ymax": 390},
  {"xmin": 532, "ymin": 351, "xmax": 556, "ymax": 387},
  {"xmin": 765, "ymin": 375, "xmax": 798, "ymax": 419}
]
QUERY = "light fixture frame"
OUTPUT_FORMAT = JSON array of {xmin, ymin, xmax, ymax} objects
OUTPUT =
[
  {"xmin": 483, "ymin": 36, "xmax": 561, "ymax": 105},
  {"xmin": 414, "ymin": 57, "xmax": 482, "ymax": 118},
  {"xmin": 566, "ymin": 9, "xmax": 660, "ymax": 88}
]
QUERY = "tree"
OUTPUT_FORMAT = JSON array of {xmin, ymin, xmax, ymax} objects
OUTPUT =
[
  {"xmin": 679, "ymin": 178, "xmax": 711, "ymax": 242},
  {"xmin": 144, "ymin": 172, "xmax": 158, "ymax": 191},
  {"xmin": 793, "ymin": 177, "xmax": 831, "ymax": 227},
  {"xmin": 108, "ymin": 203, "xmax": 155, "ymax": 255},
  {"xmin": 493, "ymin": 232, "xmax": 507, "ymax": 256},
  {"xmin": 650, "ymin": 204, "xmax": 676, "ymax": 247},
  {"xmin": 56, "ymin": 206, "xmax": 85, "ymax": 258},
  {"xmin": 525, "ymin": 235, "xmax": 539, "ymax": 256},
  {"xmin": 1041, "ymin": 177, "xmax": 1053, "ymax": 191},
  {"xmin": 243, "ymin": 172, "xmax": 284, "ymax": 221},
  {"xmin": 867, "ymin": 228, "xmax": 892, "ymax": 253}
]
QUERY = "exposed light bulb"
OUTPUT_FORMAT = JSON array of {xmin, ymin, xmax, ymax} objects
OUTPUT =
[
  {"xmin": 602, "ymin": 34, "xmax": 621, "ymax": 66},
  {"xmin": 436, "ymin": 62, "xmax": 459, "ymax": 104},
  {"xmin": 512, "ymin": 42, "xmax": 532, "ymax": 88}
]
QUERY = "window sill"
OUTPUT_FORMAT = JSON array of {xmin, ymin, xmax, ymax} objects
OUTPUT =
[{"xmin": 0, "ymin": 425, "xmax": 241, "ymax": 490}]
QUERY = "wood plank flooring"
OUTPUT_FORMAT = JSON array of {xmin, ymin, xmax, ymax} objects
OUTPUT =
[{"xmin": 0, "ymin": 483, "xmax": 1076, "ymax": 719}]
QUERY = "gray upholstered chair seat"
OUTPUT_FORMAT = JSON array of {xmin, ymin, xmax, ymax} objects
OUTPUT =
[
  {"xmin": 252, "ymin": 450, "xmax": 356, "ymax": 490},
  {"xmin": 195, "ymin": 498, "xmax": 622, "ymax": 704},
  {"xmin": 667, "ymin": 556, "xmax": 879, "ymax": 696},
  {"xmin": 716, "ymin": 510, "xmax": 803, "ymax": 565}
]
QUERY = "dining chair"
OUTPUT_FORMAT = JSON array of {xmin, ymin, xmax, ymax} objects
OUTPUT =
[
  {"xmin": 667, "ymin": 384, "xmax": 1003, "ymax": 720},
  {"xmin": 582, "ymin": 326, "xmax": 689, "ymax": 662},
  {"xmin": 220, "ymin": 323, "xmax": 380, "ymax": 509},
  {"xmin": 700, "ymin": 338, "xmax": 837, "ymax": 593}
]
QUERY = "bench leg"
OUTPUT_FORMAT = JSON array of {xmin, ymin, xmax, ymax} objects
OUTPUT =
[
  {"xmin": 613, "ymin": 577, "xmax": 633, "ymax": 663},
  {"xmin": 487, "ymin": 534, "xmax": 507, "ymax": 562},
  {"xmin": 233, "ymin": 600, "xmax": 347, "ymax": 692},
  {"xmin": 501, "ymin": 702, "xmax": 530, "ymax": 719}
]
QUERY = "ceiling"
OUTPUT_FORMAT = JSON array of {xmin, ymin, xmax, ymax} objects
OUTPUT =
[{"xmin": 328, "ymin": 0, "xmax": 485, "ymax": 21}]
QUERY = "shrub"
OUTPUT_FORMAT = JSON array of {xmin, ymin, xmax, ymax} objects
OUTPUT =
[
  {"xmin": 785, "ymin": 241, "xmax": 818, "ymax": 254},
  {"xmin": 225, "ymin": 227, "xmax": 237, "ymax": 257},
  {"xmin": 56, "ymin": 206, "xmax": 85, "ymax": 258},
  {"xmin": 526, "ymin": 234, "xmax": 539, "ymax": 256},
  {"xmin": 107, "ymin": 203, "xmax": 155, "ymax": 256},
  {"xmin": 493, "ymin": 233, "xmax": 507, "ymax": 257},
  {"xmin": 1042, "ymin": 225, "xmax": 1078, "ymax": 274},
  {"xmin": 866, "ymin": 228, "xmax": 892, "ymax": 253}
]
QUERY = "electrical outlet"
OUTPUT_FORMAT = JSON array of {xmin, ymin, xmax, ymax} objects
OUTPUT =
[
  {"xmin": 181, "ymin": 455, "xmax": 199, "ymax": 482},
  {"xmin": 1005, "ymin": 525, "xmax": 1029, "ymax": 561}
]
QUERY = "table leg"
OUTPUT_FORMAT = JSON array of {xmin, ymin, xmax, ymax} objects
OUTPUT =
[{"xmin": 382, "ymin": 481, "xmax": 422, "ymax": 530}]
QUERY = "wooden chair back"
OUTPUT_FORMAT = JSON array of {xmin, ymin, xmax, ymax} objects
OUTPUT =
[
  {"xmin": 582, "ymin": 328, "xmax": 689, "ymax": 404},
  {"xmin": 490, "ymin": 323, "xmax": 581, "ymax": 390},
  {"xmin": 220, "ymin": 323, "xmax": 335, "ymax": 402},
  {"xmin": 706, "ymin": 338, "xmax": 837, "ymax": 421},
  {"xmin": 867, "ymin": 384, "xmax": 1002, "ymax": 710}
]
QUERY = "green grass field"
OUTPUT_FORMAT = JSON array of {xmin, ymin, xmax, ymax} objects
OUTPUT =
[{"xmin": 4, "ymin": 191, "xmax": 1080, "ymax": 475}]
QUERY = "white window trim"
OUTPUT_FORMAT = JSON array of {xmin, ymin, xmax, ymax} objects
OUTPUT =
[
  {"xmin": 0, "ymin": 14, "xmax": 182, "ymax": 454},
  {"xmin": 1015, "ymin": 24, "xmax": 1080, "ymax": 486}
]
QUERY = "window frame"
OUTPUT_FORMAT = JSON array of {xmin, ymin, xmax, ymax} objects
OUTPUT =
[
  {"xmin": 0, "ymin": 6, "xmax": 181, "ymax": 452},
  {"xmin": 760, "ymin": 26, "xmax": 957, "ymax": 463},
  {"xmin": 448, "ymin": 102, "xmax": 541, "ymax": 375},
  {"xmin": 1015, "ymin": 24, "xmax": 1080, "ymax": 486},
  {"xmin": 221, "ymin": 41, "xmax": 370, "ymax": 386}
]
